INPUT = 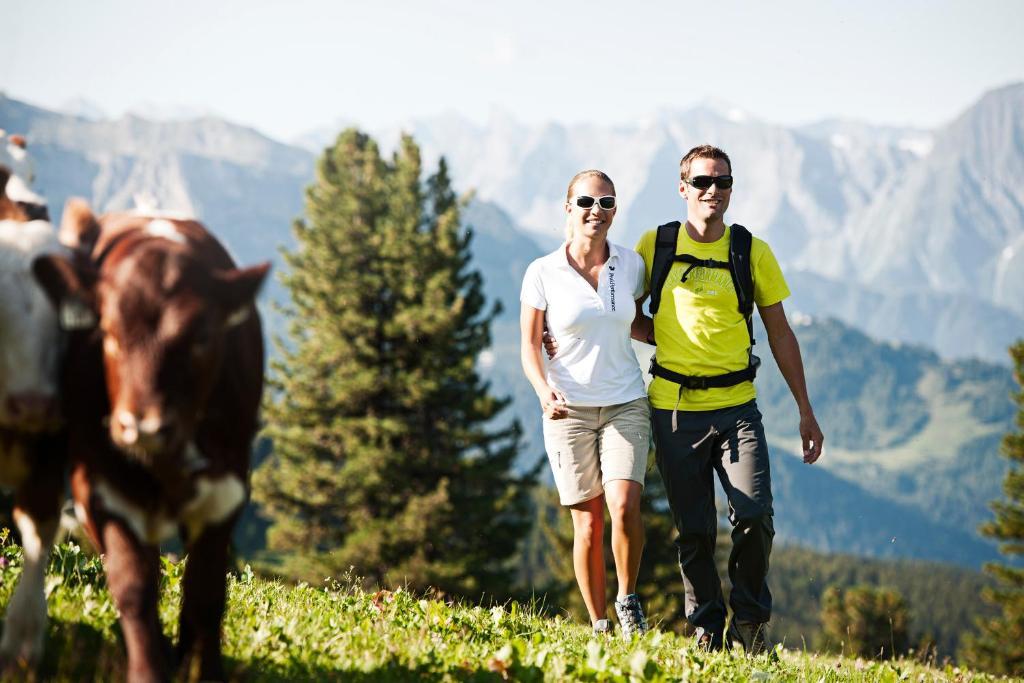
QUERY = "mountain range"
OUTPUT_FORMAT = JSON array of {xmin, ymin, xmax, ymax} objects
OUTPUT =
[
  {"xmin": 2, "ymin": 88, "xmax": 1020, "ymax": 568},
  {"xmin": 317, "ymin": 85, "xmax": 1024, "ymax": 363},
  {"xmin": 4, "ymin": 85, "xmax": 1022, "ymax": 361}
]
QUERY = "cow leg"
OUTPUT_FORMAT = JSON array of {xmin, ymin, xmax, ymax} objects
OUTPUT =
[
  {"xmin": 177, "ymin": 516, "xmax": 236, "ymax": 683},
  {"xmin": 69, "ymin": 464, "xmax": 102, "ymax": 552},
  {"xmin": 0, "ymin": 446, "xmax": 64, "ymax": 671},
  {"xmin": 99, "ymin": 516, "xmax": 168, "ymax": 683},
  {"xmin": 0, "ymin": 507, "xmax": 58, "ymax": 669}
]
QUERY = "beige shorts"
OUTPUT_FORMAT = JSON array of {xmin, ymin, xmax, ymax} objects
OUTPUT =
[{"xmin": 543, "ymin": 397, "xmax": 652, "ymax": 506}]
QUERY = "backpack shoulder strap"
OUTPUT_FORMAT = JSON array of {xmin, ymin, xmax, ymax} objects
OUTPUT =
[
  {"xmin": 728, "ymin": 224, "xmax": 754, "ymax": 317},
  {"xmin": 649, "ymin": 221, "xmax": 681, "ymax": 315}
]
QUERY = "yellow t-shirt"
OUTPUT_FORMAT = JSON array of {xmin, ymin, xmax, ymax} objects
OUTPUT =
[{"xmin": 635, "ymin": 224, "xmax": 790, "ymax": 411}]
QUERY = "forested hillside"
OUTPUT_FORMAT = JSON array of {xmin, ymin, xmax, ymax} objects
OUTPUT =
[
  {"xmin": 756, "ymin": 317, "xmax": 1014, "ymax": 546},
  {"xmin": 769, "ymin": 547, "xmax": 995, "ymax": 658}
]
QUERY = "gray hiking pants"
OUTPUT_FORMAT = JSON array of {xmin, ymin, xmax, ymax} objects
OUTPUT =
[{"xmin": 653, "ymin": 400, "xmax": 774, "ymax": 633}]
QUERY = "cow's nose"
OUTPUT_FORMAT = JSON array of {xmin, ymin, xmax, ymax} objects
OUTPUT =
[
  {"xmin": 137, "ymin": 413, "xmax": 176, "ymax": 452},
  {"xmin": 116, "ymin": 410, "xmax": 139, "ymax": 446},
  {"xmin": 6, "ymin": 392, "xmax": 59, "ymax": 427}
]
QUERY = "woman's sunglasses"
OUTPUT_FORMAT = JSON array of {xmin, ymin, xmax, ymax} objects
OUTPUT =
[
  {"xmin": 573, "ymin": 195, "xmax": 616, "ymax": 210},
  {"xmin": 685, "ymin": 175, "xmax": 734, "ymax": 190}
]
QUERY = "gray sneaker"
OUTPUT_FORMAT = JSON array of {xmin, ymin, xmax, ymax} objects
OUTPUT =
[
  {"xmin": 613, "ymin": 594, "xmax": 649, "ymax": 638},
  {"xmin": 593, "ymin": 618, "xmax": 613, "ymax": 635},
  {"xmin": 727, "ymin": 619, "xmax": 768, "ymax": 655}
]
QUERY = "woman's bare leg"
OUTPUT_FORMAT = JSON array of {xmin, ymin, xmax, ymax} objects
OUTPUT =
[
  {"xmin": 604, "ymin": 479, "xmax": 644, "ymax": 600},
  {"xmin": 569, "ymin": 496, "xmax": 606, "ymax": 624}
]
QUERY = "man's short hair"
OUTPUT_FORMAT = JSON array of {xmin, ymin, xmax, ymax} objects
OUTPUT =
[{"xmin": 679, "ymin": 145, "xmax": 732, "ymax": 180}]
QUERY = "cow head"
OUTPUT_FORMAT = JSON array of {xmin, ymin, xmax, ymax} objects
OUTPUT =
[
  {"xmin": 57, "ymin": 197, "xmax": 101, "ymax": 252},
  {"xmin": 0, "ymin": 166, "xmax": 24, "ymax": 221},
  {"xmin": 0, "ymin": 220, "xmax": 65, "ymax": 433},
  {"xmin": 33, "ymin": 215, "xmax": 269, "ymax": 462},
  {"xmin": 0, "ymin": 132, "xmax": 48, "ymax": 222}
]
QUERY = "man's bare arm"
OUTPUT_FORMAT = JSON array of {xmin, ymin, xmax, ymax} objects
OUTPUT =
[{"xmin": 759, "ymin": 301, "xmax": 823, "ymax": 464}]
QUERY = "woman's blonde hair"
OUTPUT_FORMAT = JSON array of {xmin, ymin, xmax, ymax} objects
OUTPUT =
[{"xmin": 564, "ymin": 169, "xmax": 616, "ymax": 240}]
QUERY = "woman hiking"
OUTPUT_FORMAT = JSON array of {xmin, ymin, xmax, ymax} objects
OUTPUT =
[{"xmin": 520, "ymin": 169, "xmax": 651, "ymax": 638}]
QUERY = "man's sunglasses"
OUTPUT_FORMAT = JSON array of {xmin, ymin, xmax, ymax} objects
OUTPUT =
[
  {"xmin": 573, "ymin": 195, "xmax": 616, "ymax": 210},
  {"xmin": 684, "ymin": 175, "xmax": 734, "ymax": 190}
]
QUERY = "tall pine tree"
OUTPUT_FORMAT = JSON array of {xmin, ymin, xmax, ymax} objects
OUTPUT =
[
  {"xmin": 252, "ymin": 129, "xmax": 534, "ymax": 599},
  {"xmin": 962, "ymin": 340, "xmax": 1024, "ymax": 675}
]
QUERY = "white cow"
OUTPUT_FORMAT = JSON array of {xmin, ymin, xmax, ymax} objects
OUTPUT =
[{"xmin": 0, "ymin": 145, "xmax": 67, "ymax": 670}]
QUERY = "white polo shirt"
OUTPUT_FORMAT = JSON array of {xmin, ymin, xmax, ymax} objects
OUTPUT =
[{"xmin": 521, "ymin": 241, "xmax": 648, "ymax": 407}]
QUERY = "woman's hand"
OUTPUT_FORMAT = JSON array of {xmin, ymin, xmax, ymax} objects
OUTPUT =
[
  {"xmin": 522, "ymin": 303, "xmax": 568, "ymax": 419},
  {"xmin": 538, "ymin": 386, "xmax": 569, "ymax": 419}
]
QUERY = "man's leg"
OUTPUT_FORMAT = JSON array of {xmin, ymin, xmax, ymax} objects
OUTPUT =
[
  {"xmin": 712, "ymin": 401, "xmax": 774, "ymax": 650},
  {"xmin": 652, "ymin": 408, "xmax": 725, "ymax": 641}
]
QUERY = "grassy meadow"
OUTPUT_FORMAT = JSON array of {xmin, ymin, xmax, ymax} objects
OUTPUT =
[{"xmin": 0, "ymin": 537, "xmax": 1011, "ymax": 682}]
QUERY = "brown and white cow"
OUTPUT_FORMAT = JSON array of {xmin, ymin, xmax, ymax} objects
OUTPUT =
[
  {"xmin": 33, "ymin": 202, "xmax": 269, "ymax": 682},
  {"xmin": 0, "ymin": 158, "xmax": 66, "ymax": 669},
  {"xmin": 0, "ymin": 132, "xmax": 48, "ymax": 222}
]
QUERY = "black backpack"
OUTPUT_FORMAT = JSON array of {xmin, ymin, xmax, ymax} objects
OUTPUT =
[{"xmin": 647, "ymin": 221, "xmax": 760, "ymax": 392}]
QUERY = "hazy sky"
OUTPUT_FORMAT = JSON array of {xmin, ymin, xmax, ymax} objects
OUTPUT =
[{"xmin": 3, "ymin": 0, "xmax": 1022, "ymax": 141}]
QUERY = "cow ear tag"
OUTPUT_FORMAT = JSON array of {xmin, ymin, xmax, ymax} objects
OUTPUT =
[{"xmin": 59, "ymin": 299, "xmax": 97, "ymax": 330}]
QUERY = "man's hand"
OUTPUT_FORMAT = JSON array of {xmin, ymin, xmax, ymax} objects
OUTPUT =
[
  {"xmin": 800, "ymin": 411, "xmax": 824, "ymax": 464},
  {"xmin": 538, "ymin": 386, "xmax": 569, "ymax": 419},
  {"xmin": 542, "ymin": 330, "xmax": 558, "ymax": 360}
]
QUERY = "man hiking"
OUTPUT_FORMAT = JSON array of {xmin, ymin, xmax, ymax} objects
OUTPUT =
[{"xmin": 632, "ymin": 144, "xmax": 824, "ymax": 652}]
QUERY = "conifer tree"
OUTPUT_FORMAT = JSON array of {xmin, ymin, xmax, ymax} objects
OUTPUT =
[
  {"xmin": 819, "ymin": 585, "xmax": 910, "ymax": 658},
  {"xmin": 252, "ymin": 129, "xmax": 534, "ymax": 599},
  {"xmin": 962, "ymin": 341, "xmax": 1024, "ymax": 675}
]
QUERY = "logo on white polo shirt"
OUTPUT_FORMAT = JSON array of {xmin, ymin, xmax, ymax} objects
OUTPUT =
[{"xmin": 608, "ymin": 265, "xmax": 616, "ymax": 311}]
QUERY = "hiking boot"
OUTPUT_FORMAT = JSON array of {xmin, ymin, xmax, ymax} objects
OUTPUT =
[
  {"xmin": 593, "ymin": 618, "xmax": 613, "ymax": 635},
  {"xmin": 693, "ymin": 626, "xmax": 724, "ymax": 651},
  {"xmin": 613, "ymin": 593, "xmax": 649, "ymax": 638},
  {"xmin": 727, "ymin": 619, "xmax": 768, "ymax": 655}
]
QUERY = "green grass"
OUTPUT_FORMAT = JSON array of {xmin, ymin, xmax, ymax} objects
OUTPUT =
[{"xmin": 0, "ymin": 539, "xmax": 1012, "ymax": 681}]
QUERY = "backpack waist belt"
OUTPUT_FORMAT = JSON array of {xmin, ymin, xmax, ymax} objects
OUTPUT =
[
  {"xmin": 649, "ymin": 357, "xmax": 759, "ymax": 390},
  {"xmin": 650, "ymin": 355, "xmax": 761, "ymax": 432}
]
